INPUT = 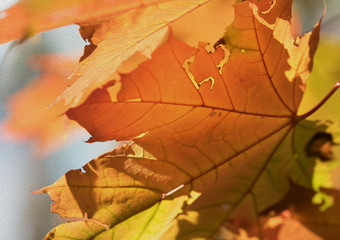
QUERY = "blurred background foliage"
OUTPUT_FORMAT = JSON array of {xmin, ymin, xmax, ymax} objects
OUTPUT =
[{"xmin": 0, "ymin": 0, "xmax": 339, "ymax": 239}]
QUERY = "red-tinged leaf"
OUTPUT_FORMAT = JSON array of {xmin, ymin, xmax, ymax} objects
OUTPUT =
[
  {"xmin": 224, "ymin": 209, "xmax": 323, "ymax": 240},
  {"xmin": 263, "ymin": 212, "xmax": 323, "ymax": 240},
  {"xmin": 0, "ymin": 55, "xmax": 80, "ymax": 157},
  {"xmin": 291, "ymin": 189, "xmax": 340, "ymax": 240},
  {"xmin": 0, "ymin": 0, "xmax": 233, "ymax": 109},
  {"xmin": 38, "ymin": 121, "xmax": 335, "ymax": 239},
  {"xmin": 67, "ymin": 0, "xmax": 321, "ymax": 142},
  {"xmin": 57, "ymin": 0, "xmax": 236, "ymax": 109},
  {"xmin": 263, "ymin": 184, "xmax": 340, "ymax": 240},
  {"xmin": 37, "ymin": 1, "xmax": 340, "ymax": 239},
  {"xmin": 214, "ymin": 183, "xmax": 340, "ymax": 240}
]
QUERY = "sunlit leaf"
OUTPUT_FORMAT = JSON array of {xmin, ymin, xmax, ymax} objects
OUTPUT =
[
  {"xmin": 0, "ymin": 0, "xmax": 236, "ymax": 109},
  {"xmin": 38, "ymin": 120, "xmax": 334, "ymax": 239},
  {"xmin": 36, "ymin": 0, "xmax": 340, "ymax": 239},
  {"xmin": 66, "ymin": 0, "xmax": 322, "ymax": 144},
  {"xmin": 38, "ymin": 144, "xmax": 195, "ymax": 239},
  {"xmin": 0, "ymin": 0, "xmax": 205, "ymax": 44},
  {"xmin": 58, "ymin": 0, "xmax": 235, "ymax": 109},
  {"xmin": 299, "ymin": 37, "xmax": 340, "ymax": 122}
]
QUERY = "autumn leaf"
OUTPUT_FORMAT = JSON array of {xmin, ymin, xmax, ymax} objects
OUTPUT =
[
  {"xmin": 38, "ymin": 121, "xmax": 333, "ymax": 239},
  {"xmin": 0, "ymin": 55, "xmax": 80, "ymax": 156},
  {"xmin": 296, "ymin": 37, "xmax": 340, "ymax": 207},
  {"xmin": 299, "ymin": 37, "xmax": 340, "ymax": 122},
  {"xmin": 227, "ymin": 209, "xmax": 323, "ymax": 240},
  {"xmin": 262, "ymin": 211, "xmax": 323, "ymax": 240},
  {"xmin": 260, "ymin": 183, "xmax": 340, "ymax": 240},
  {"xmin": 0, "ymin": 0, "xmax": 234, "ymax": 109},
  {"xmin": 287, "ymin": 186, "xmax": 340, "ymax": 240},
  {"xmin": 66, "ymin": 0, "xmax": 321, "ymax": 142},
  {"xmin": 57, "ymin": 0, "xmax": 235, "ymax": 109},
  {"xmin": 0, "ymin": 0, "xmax": 207, "ymax": 44},
  {"xmin": 36, "ymin": 0, "xmax": 340, "ymax": 239},
  {"xmin": 38, "ymin": 144, "xmax": 195, "ymax": 239}
]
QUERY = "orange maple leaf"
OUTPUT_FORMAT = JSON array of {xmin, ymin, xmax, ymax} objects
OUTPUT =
[
  {"xmin": 57, "ymin": 0, "xmax": 236, "ymax": 109},
  {"xmin": 67, "ymin": 0, "xmax": 321, "ymax": 142},
  {"xmin": 1, "ymin": 0, "xmax": 229, "ymax": 110},
  {"xmin": 37, "ymin": 1, "xmax": 340, "ymax": 239}
]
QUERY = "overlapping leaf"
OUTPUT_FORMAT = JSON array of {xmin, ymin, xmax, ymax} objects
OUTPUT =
[
  {"xmin": 39, "ymin": 0, "xmax": 335, "ymax": 239},
  {"xmin": 39, "ymin": 121, "xmax": 328, "ymax": 239},
  {"xmin": 287, "ymin": 186, "xmax": 340, "ymax": 240},
  {"xmin": 67, "ymin": 0, "xmax": 321, "ymax": 142},
  {"xmin": 259, "ymin": 184, "xmax": 340, "ymax": 240},
  {"xmin": 1, "ymin": 0, "xmax": 229, "ymax": 109},
  {"xmin": 59, "ymin": 0, "xmax": 236, "ymax": 109},
  {"xmin": 299, "ymin": 38, "xmax": 340, "ymax": 121},
  {"xmin": 0, "ymin": 0, "xmax": 206, "ymax": 44}
]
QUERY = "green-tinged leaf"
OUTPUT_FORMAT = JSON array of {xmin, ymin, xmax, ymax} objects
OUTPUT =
[
  {"xmin": 38, "ymin": 144, "xmax": 197, "ymax": 239},
  {"xmin": 39, "ymin": 120, "xmax": 334, "ymax": 239},
  {"xmin": 299, "ymin": 38, "xmax": 340, "ymax": 122},
  {"xmin": 38, "ymin": 0, "xmax": 340, "ymax": 239}
]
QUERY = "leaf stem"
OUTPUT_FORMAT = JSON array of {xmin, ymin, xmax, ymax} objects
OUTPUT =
[{"xmin": 298, "ymin": 81, "xmax": 340, "ymax": 120}]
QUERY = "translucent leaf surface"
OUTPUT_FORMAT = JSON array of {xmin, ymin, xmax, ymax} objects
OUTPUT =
[
  {"xmin": 67, "ymin": 0, "xmax": 321, "ymax": 142},
  {"xmin": 0, "ymin": 0, "xmax": 219, "ymax": 108},
  {"xmin": 39, "ymin": 0, "xmax": 338, "ymax": 239},
  {"xmin": 0, "ymin": 0, "xmax": 207, "ymax": 44}
]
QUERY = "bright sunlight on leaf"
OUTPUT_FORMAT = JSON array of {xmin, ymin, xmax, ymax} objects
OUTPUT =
[
  {"xmin": 37, "ymin": 0, "xmax": 339, "ymax": 239},
  {"xmin": 0, "ymin": 0, "xmax": 339, "ymax": 239}
]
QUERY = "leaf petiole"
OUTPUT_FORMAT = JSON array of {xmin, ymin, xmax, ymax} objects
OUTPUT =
[{"xmin": 298, "ymin": 81, "xmax": 340, "ymax": 120}]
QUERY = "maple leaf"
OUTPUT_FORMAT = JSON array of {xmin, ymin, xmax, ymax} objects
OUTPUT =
[
  {"xmin": 299, "ymin": 37, "xmax": 340, "ymax": 122},
  {"xmin": 0, "ymin": 55, "xmax": 80, "ymax": 156},
  {"xmin": 286, "ymin": 186, "xmax": 340, "ymax": 240},
  {"xmin": 0, "ymin": 0, "xmax": 232, "ymax": 109},
  {"xmin": 37, "ymin": 122, "xmax": 334, "ymax": 239},
  {"xmin": 0, "ymin": 0, "xmax": 207, "ymax": 44},
  {"xmin": 259, "ymin": 183, "xmax": 340, "ymax": 240},
  {"xmin": 38, "ymin": 0, "xmax": 340, "ymax": 239},
  {"xmin": 57, "ymin": 0, "xmax": 236, "ymax": 110},
  {"xmin": 65, "ymin": 0, "xmax": 326, "ymax": 142}
]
